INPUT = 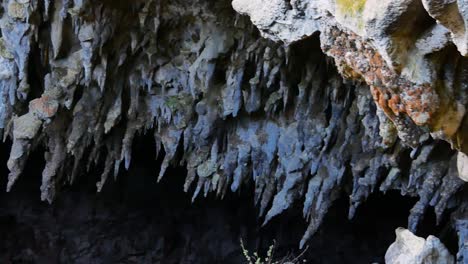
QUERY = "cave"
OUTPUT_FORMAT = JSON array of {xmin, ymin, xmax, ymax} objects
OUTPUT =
[
  {"xmin": 0, "ymin": 134, "xmax": 460, "ymax": 263},
  {"xmin": 0, "ymin": 0, "xmax": 467, "ymax": 263}
]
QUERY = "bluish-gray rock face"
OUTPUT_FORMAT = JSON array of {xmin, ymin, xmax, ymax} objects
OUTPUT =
[{"xmin": 0, "ymin": 0, "xmax": 466, "ymax": 261}]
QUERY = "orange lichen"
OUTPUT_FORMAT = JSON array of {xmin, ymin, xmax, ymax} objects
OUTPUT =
[
  {"xmin": 29, "ymin": 96, "xmax": 59, "ymax": 119},
  {"xmin": 401, "ymin": 84, "xmax": 439, "ymax": 126},
  {"xmin": 388, "ymin": 94, "xmax": 402, "ymax": 116},
  {"xmin": 370, "ymin": 86, "xmax": 396, "ymax": 122},
  {"xmin": 322, "ymin": 26, "xmax": 443, "ymax": 130}
]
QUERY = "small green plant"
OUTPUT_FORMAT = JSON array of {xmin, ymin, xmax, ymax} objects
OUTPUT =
[{"xmin": 240, "ymin": 239, "xmax": 308, "ymax": 264}]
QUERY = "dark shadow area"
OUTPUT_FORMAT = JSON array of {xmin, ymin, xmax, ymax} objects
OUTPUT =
[{"xmin": 0, "ymin": 134, "xmax": 458, "ymax": 263}]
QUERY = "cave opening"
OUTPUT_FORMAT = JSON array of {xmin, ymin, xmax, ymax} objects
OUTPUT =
[{"xmin": 0, "ymin": 132, "xmax": 458, "ymax": 263}]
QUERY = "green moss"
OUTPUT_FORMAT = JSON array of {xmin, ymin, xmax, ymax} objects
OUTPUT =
[
  {"xmin": 0, "ymin": 39, "xmax": 14, "ymax": 60},
  {"xmin": 337, "ymin": 0, "xmax": 366, "ymax": 16},
  {"xmin": 165, "ymin": 96, "xmax": 179, "ymax": 111},
  {"xmin": 164, "ymin": 94, "xmax": 192, "ymax": 112},
  {"xmin": 264, "ymin": 91, "xmax": 282, "ymax": 112}
]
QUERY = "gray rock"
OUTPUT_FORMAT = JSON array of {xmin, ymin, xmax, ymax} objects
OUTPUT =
[
  {"xmin": 385, "ymin": 228, "xmax": 454, "ymax": 264},
  {"xmin": 0, "ymin": 0, "xmax": 465, "ymax": 258}
]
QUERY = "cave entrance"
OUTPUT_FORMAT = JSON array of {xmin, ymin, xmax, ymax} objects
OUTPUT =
[{"xmin": 0, "ymin": 133, "xmax": 457, "ymax": 263}]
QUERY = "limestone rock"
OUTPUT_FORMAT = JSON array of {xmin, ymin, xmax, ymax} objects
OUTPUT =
[
  {"xmin": 0, "ymin": 0, "xmax": 465, "ymax": 259},
  {"xmin": 458, "ymin": 152, "xmax": 468, "ymax": 182},
  {"xmin": 385, "ymin": 228, "xmax": 454, "ymax": 264}
]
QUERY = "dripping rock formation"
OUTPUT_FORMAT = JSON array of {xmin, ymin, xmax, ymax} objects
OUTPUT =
[{"xmin": 0, "ymin": 0, "xmax": 467, "ymax": 262}]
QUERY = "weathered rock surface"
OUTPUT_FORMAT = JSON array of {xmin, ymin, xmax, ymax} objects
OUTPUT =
[
  {"xmin": 233, "ymin": 0, "xmax": 468, "ymax": 153},
  {"xmin": 385, "ymin": 228, "xmax": 454, "ymax": 264},
  {"xmin": 0, "ymin": 0, "xmax": 466, "ymax": 261}
]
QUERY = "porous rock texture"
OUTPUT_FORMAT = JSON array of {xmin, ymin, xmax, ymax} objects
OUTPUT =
[{"xmin": 0, "ymin": 0, "xmax": 467, "ymax": 261}]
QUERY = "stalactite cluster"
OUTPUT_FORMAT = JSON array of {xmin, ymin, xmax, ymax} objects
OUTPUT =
[{"xmin": 0, "ymin": 0, "xmax": 466, "ymax": 261}]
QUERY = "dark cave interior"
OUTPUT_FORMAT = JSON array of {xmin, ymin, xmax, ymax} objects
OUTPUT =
[{"xmin": 0, "ymin": 133, "xmax": 459, "ymax": 263}]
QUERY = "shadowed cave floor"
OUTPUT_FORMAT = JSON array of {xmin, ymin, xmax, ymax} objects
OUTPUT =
[{"xmin": 0, "ymin": 135, "xmax": 458, "ymax": 263}]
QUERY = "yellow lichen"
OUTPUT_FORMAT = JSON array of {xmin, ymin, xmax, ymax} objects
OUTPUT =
[
  {"xmin": 8, "ymin": 1, "xmax": 26, "ymax": 20},
  {"xmin": 336, "ymin": 0, "xmax": 366, "ymax": 16}
]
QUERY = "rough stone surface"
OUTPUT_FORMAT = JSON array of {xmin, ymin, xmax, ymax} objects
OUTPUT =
[
  {"xmin": 232, "ymin": 0, "xmax": 468, "ymax": 152},
  {"xmin": 0, "ymin": 0, "xmax": 466, "ymax": 260},
  {"xmin": 385, "ymin": 228, "xmax": 454, "ymax": 264}
]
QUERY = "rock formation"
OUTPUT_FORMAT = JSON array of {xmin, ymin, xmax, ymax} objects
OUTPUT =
[
  {"xmin": 0, "ymin": 0, "xmax": 467, "ymax": 261},
  {"xmin": 385, "ymin": 228, "xmax": 454, "ymax": 264}
]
